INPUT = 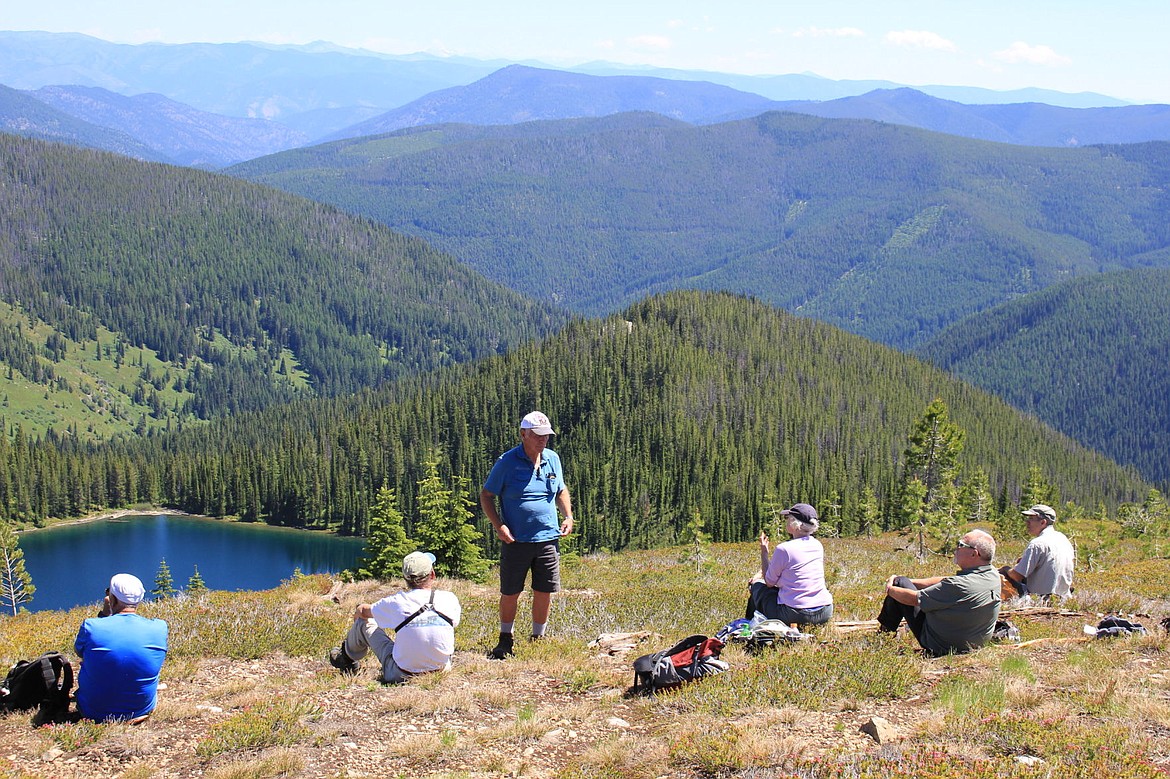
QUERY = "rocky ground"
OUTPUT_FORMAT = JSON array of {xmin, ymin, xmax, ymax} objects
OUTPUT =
[
  {"xmin": 4, "ymin": 581, "xmax": 1164, "ymax": 779},
  {"xmin": 2, "ymin": 633, "xmax": 937, "ymax": 779}
]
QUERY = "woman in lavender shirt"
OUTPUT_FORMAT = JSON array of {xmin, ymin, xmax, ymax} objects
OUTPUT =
[{"xmin": 744, "ymin": 503, "xmax": 834, "ymax": 625}]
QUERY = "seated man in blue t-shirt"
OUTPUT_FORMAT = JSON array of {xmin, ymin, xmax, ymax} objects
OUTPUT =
[{"xmin": 74, "ymin": 573, "xmax": 169, "ymax": 722}]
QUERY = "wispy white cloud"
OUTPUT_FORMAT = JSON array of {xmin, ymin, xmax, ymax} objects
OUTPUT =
[
  {"xmin": 627, "ymin": 34, "xmax": 672, "ymax": 51},
  {"xmin": 790, "ymin": 26, "xmax": 865, "ymax": 39},
  {"xmin": 884, "ymin": 30, "xmax": 957, "ymax": 52},
  {"xmin": 992, "ymin": 41, "xmax": 1072, "ymax": 66}
]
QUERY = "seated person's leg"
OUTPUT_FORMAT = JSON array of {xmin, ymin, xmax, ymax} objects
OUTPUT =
[
  {"xmin": 342, "ymin": 618, "xmax": 394, "ymax": 666},
  {"xmin": 774, "ymin": 601, "xmax": 833, "ymax": 626},
  {"xmin": 746, "ymin": 581, "xmax": 783, "ymax": 621},
  {"xmin": 877, "ymin": 575, "xmax": 919, "ymax": 632}
]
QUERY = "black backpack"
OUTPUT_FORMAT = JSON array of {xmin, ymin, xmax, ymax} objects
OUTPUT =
[
  {"xmin": 631, "ymin": 635, "xmax": 728, "ymax": 695},
  {"xmin": 0, "ymin": 652, "xmax": 74, "ymax": 723}
]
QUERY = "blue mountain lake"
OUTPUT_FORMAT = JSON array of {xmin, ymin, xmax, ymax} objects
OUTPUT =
[{"xmin": 17, "ymin": 514, "xmax": 366, "ymax": 613}]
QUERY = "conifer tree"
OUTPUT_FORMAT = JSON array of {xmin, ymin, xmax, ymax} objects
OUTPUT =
[
  {"xmin": 857, "ymin": 486, "xmax": 882, "ymax": 537},
  {"xmin": 1008, "ymin": 464, "xmax": 1058, "ymax": 541},
  {"xmin": 898, "ymin": 398, "xmax": 965, "ymax": 555},
  {"xmin": 152, "ymin": 558, "xmax": 176, "ymax": 599},
  {"xmin": 414, "ymin": 458, "xmax": 489, "ymax": 582},
  {"xmin": 963, "ymin": 466, "xmax": 996, "ymax": 526},
  {"xmin": 355, "ymin": 487, "xmax": 414, "ymax": 580},
  {"xmin": 0, "ymin": 523, "xmax": 35, "ymax": 615},
  {"xmin": 678, "ymin": 509, "xmax": 711, "ymax": 572},
  {"xmin": 1119, "ymin": 489, "xmax": 1170, "ymax": 555},
  {"xmin": 899, "ymin": 477, "xmax": 928, "ymax": 557},
  {"xmin": 186, "ymin": 565, "xmax": 207, "ymax": 594},
  {"xmin": 1020, "ymin": 464, "xmax": 1058, "ymax": 510}
]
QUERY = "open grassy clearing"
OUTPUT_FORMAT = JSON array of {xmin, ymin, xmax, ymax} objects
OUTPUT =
[{"xmin": 2, "ymin": 523, "xmax": 1169, "ymax": 778}]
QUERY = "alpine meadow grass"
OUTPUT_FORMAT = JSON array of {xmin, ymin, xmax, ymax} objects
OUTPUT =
[{"xmin": 4, "ymin": 521, "xmax": 1170, "ymax": 777}]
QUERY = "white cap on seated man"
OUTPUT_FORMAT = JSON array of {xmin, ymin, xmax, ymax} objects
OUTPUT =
[{"xmin": 75, "ymin": 573, "xmax": 169, "ymax": 722}]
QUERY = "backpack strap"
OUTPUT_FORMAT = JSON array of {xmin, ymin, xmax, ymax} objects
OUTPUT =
[
  {"xmin": 38, "ymin": 656, "xmax": 59, "ymax": 696},
  {"xmin": 394, "ymin": 589, "xmax": 455, "ymax": 632},
  {"xmin": 686, "ymin": 641, "xmax": 705, "ymax": 679}
]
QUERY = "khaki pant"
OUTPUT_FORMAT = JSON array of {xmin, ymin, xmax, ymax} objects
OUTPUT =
[{"xmin": 342, "ymin": 618, "xmax": 450, "ymax": 684}]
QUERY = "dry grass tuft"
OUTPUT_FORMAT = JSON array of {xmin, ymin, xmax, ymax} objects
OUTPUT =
[{"xmin": 204, "ymin": 747, "xmax": 304, "ymax": 779}]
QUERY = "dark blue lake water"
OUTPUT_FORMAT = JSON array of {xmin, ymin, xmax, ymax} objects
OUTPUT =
[{"xmin": 18, "ymin": 514, "xmax": 366, "ymax": 613}]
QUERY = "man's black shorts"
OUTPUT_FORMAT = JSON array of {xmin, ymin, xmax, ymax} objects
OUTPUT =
[{"xmin": 500, "ymin": 540, "xmax": 561, "ymax": 595}]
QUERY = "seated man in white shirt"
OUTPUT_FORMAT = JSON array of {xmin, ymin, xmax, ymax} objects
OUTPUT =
[
  {"xmin": 330, "ymin": 551, "xmax": 461, "ymax": 683},
  {"xmin": 1000, "ymin": 504, "xmax": 1075, "ymax": 603}
]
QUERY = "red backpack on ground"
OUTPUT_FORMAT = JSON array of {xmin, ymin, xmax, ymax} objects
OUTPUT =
[{"xmin": 631, "ymin": 634, "xmax": 728, "ymax": 695}]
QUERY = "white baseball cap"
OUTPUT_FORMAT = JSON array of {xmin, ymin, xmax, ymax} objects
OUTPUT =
[
  {"xmin": 108, "ymin": 573, "xmax": 146, "ymax": 605},
  {"xmin": 520, "ymin": 411, "xmax": 555, "ymax": 435}
]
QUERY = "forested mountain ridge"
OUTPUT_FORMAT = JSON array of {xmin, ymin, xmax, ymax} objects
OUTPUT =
[
  {"xmin": 1, "ymin": 292, "xmax": 1146, "ymax": 546},
  {"xmin": 321, "ymin": 64, "xmax": 780, "ymax": 141},
  {"xmin": 326, "ymin": 65, "xmax": 1170, "ymax": 148},
  {"xmin": 28, "ymin": 85, "xmax": 311, "ymax": 168},
  {"xmin": 0, "ymin": 132, "xmax": 567, "ymax": 435},
  {"xmin": 230, "ymin": 113, "xmax": 1170, "ymax": 349},
  {"xmin": 0, "ymin": 83, "xmax": 166, "ymax": 162},
  {"xmin": 917, "ymin": 267, "xmax": 1170, "ymax": 486},
  {"xmin": 763, "ymin": 88, "xmax": 1170, "ymax": 148}
]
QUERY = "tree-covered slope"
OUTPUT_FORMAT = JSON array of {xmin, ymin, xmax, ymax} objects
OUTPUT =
[
  {"xmin": 0, "ymin": 83, "xmax": 166, "ymax": 162},
  {"xmin": 0, "ymin": 132, "xmax": 567, "ymax": 431},
  {"xmin": 916, "ymin": 267, "xmax": 1170, "ymax": 486},
  {"xmin": 5, "ymin": 292, "xmax": 1145, "ymax": 544},
  {"xmin": 229, "ymin": 113, "xmax": 1170, "ymax": 349}
]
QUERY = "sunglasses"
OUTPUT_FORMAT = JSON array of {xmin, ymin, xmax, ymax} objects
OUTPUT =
[{"xmin": 956, "ymin": 540, "xmax": 976, "ymax": 550}]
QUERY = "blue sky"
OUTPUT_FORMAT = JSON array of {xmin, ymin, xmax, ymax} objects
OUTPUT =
[{"xmin": 5, "ymin": 1, "xmax": 1168, "ymax": 104}]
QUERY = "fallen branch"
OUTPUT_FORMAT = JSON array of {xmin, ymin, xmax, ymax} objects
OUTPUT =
[
  {"xmin": 590, "ymin": 631, "xmax": 662, "ymax": 656},
  {"xmin": 991, "ymin": 636, "xmax": 1092, "ymax": 649}
]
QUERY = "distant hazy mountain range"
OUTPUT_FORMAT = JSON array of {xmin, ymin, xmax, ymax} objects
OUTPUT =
[
  {"xmin": 326, "ymin": 65, "xmax": 1170, "ymax": 148},
  {"xmin": 3, "ymin": 30, "xmax": 1165, "ymax": 168},
  {"xmin": 0, "ymin": 82, "xmax": 167, "ymax": 162},
  {"xmin": 0, "ymin": 31, "xmax": 501, "ymax": 138},
  {"xmin": 28, "ymin": 85, "xmax": 310, "ymax": 168}
]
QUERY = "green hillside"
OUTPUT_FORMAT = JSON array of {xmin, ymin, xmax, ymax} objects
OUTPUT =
[
  {"xmin": 0, "ymin": 132, "xmax": 567, "ymax": 436},
  {"xmin": 917, "ymin": 267, "xmax": 1170, "ymax": 486},
  {"xmin": 229, "ymin": 114, "xmax": 1170, "ymax": 349},
  {"xmin": 2, "ymin": 292, "xmax": 1146, "ymax": 543}
]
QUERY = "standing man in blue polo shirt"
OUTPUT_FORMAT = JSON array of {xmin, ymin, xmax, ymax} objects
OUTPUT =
[{"xmin": 480, "ymin": 411, "xmax": 574, "ymax": 659}]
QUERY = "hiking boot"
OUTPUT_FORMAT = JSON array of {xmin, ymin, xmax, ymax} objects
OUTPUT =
[
  {"xmin": 487, "ymin": 632, "xmax": 514, "ymax": 660},
  {"xmin": 329, "ymin": 645, "xmax": 358, "ymax": 675}
]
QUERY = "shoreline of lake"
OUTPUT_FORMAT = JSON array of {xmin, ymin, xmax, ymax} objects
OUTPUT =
[
  {"xmin": 18, "ymin": 512, "xmax": 366, "ymax": 612},
  {"xmin": 14, "ymin": 507, "xmax": 206, "ymax": 535},
  {"xmin": 23, "ymin": 508, "xmax": 357, "ymax": 539}
]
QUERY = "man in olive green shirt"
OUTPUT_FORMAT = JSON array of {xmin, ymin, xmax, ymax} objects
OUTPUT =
[{"xmin": 877, "ymin": 529, "xmax": 1001, "ymax": 656}]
